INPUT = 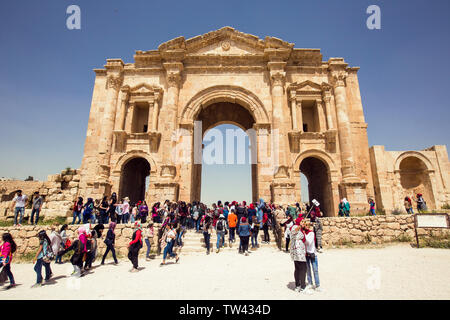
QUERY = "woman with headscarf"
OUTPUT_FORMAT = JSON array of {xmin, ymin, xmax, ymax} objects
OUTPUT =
[
  {"xmin": 282, "ymin": 216, "xmax": 294, "ymax": 252},
  {"xmin": 262, "ymin": 207, "xmax": 270, "ymax": 244},
  {"xmin": 32, "ymin": 230, "xmax": 53, "ymax": 287},
  {"xmin": 49, "ymin": 223, "xmax": 63, "ymax": 264},
  {"xmin": 55, "ymin": 224, "xmax": 69, "ymax": 264},
  {"xmin": 342, "ymin": 198, "xmax": 350, "ymax": 217},
  {"xmin": 415, "ymin": 193, "xmax": 427, "ymax": 213},
  {"xmin": 257, "ymin": 198, "xmax": 265, "ymax": 225},
  {"xmin": 128, "ymin": 221, "xmax": 143, "ymax": 272},
  {"xmin": 238, "ymin": 217, "xmax": 251, "ymax": 255},
  {"xmin": 0, "ymin": 232, "xmax": 16, "ymax": 289},
  {"xmin": 85, "ymin": 224, "xmax": 104, "ymax": 270},
  {"xmin": 99, "ymin": 196, "xmax": 109, "ymax": 224},
  {"xmin": 160, "ymin": 222, "xmax": 179, "ymax": 265},
  {"xmin": 107, "ymin": 194, "xmax": 117, "ymax": 223},
  {"xmin": 82, "ymin": 198, "xmax": 94, "ymax": 224},
  {"xmin": 151, "ymin": 202, "xmax": 160, "ymax": 223},
  {"xmin": 290, "ymin": 217, "xmax": 308, "ymax": 293},
  {"xmin": 101, "ymin": 222, "xmax": 118, "ymax": 265},
  {"xmin": 202, "ymin": 214, "xmax": 212, "ymax": 255},
  {"xmin": 139, "ymin": 201, "xmax": 149, "ymax": 224},
  {"xmin": 72, "ymin": 197, "xmax": 83, "ymax": 225},
  {"xmin": 60, "ymin": 227, "xmax": 87, "ymax": 277},
  {"xmin": 404, "ymin": 197, "xmax": 413, "ymax": 214}
]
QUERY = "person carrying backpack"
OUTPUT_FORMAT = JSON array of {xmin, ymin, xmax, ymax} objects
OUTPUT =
[
  {"xmin": 60, "ymin": 227, "xmax": 86, "ymax": 277},
  {"xmin": 82, "ymin": 198, "xmax": 94, "ymax": 224},
  {"xmin": 202, "ymin": 214, "xmax": 213, "ymax": 255},
  {"xmin": 250, "ymin": 209, "xmax": 260, "ymax": 250},
  {"xmin": 215, "ymin": 214, "xmax": 228, "ymax": 253},
  {"xmin": 32, "ymin": 230, "xmax": 53, "ymax": 287},
  {"xmin": 0, "ymin": 233, "xmax": 16, "ymax": 289},
  {"xmin": 192, "ymin": 202, "xmax": 201, "ymax": 233}
]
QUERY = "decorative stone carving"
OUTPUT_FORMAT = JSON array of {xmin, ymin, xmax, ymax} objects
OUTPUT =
[
  {"xmin": 160, "ymin": 164, "xmax": 176, "ymax": 178},
  {"xmin": 221, "ymin": 41, "xmax": 231, "ymax": 51},
  {"xmin": 148, "ymin": 131, "xmax": 161, "ymax": 153},
  {"xmin": 106, "ymin": 75, "xmax": 123, "ymax": 90}
]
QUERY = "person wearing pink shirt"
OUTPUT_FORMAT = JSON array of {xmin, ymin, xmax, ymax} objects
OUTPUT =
[{"xmin": 0, "ymin": 233, "xmax": 16, "ymax": 289}]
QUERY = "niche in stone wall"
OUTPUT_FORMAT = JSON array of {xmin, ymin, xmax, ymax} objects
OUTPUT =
[
  {"xmin": 131, "ymin": 102, "xmax": 150, "ymax": 134},
  {"xmin": 301, "ymin": 100, "xmax": 320, "ymax": 132},
  {"xmin": 399, "ymin": 156, "xmax": 435, "ymax": 209}
]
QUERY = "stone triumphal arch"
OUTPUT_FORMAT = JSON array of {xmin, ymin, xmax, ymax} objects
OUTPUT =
[{"xmin": 77, "ymin": 27, "xmax": 450, "ymax": 215}]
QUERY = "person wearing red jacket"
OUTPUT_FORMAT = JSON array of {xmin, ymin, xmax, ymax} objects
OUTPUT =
[
  {"xmin": 262, "ymin": 210, "xmax": 270, "ymax": 244},
  {"xmin": 128, "ymin": 222, "xmax": 143, "ymax": 273}
]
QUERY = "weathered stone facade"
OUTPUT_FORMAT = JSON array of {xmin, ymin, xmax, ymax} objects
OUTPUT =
[{"xmin": 77, "ymin": 27, "xmax": 391, "ymax": 215}]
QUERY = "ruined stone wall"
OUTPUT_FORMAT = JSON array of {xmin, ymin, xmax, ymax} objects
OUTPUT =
[
  {"xmin": 0, "ymin": 169, "xmax": 80, "ymax": 222},
  {"xmin": 273, "ymin": 213, "xmax": 449, "ymax": 249}
]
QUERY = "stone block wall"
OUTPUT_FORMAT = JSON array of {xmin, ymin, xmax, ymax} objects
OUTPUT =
[
  {"xmin": 0, "ymin": 169, "xmax": 81, "ymax": 222},
  {"xmin": 274, "ymin": 213, "xmax": 449, "ymax": 249},
  {"xmin": 0, "ymin": 223, "xmax": 163, "ymax": 259}
]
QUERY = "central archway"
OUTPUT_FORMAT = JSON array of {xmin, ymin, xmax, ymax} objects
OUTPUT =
[
  {"xmin": 192, "ymin": 101, "xmax": 257, "ymax": 204},
  {"xmin": 182, "ymin": 86, "xmax": 270, "ymax": 204}
]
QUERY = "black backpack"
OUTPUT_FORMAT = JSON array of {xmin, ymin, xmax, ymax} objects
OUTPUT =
[{"xmin": 217, "ymin": 220, "xmax": 223, "ymax": 231}]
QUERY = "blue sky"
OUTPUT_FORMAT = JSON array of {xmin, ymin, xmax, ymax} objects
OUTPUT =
[{"xmin": 0, "ymin": 0, "xmax": 449, "ymax": 205}]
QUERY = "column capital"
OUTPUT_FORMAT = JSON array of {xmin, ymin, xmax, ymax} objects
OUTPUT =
[
  {"xmin": 331, "ymin": 71, "xmax": 347, "ymax": 88},
  {"xmin": 267, "ymin": 61, "xmax": 286, "ymax": 88},
  {"xmin": 289, "ymin": 89, "xmax": 297, "ymax": 101},
  {"xmin": 106, "ymin": 74, "xmax": 123, "ymax": 90},
  {"xmin": 163, "ymin": 62, "xmax": 184, "ymax": 88},
  {"xmin": 119, "ymin": 86, "xmax": 130, "ymax": 101}
]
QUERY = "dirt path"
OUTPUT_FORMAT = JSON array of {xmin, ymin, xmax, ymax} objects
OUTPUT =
[{"xmin": 1, "ymin": 244, "xmax": 449, "ymax": 299}]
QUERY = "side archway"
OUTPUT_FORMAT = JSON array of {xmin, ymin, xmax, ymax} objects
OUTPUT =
[
  {"xmin": 394, "ymin": 152, "xmax": 436, "ymax": 209},
  {"xmin": 293, "ymin": 149, "xmax": 338, "ymax": 217}
]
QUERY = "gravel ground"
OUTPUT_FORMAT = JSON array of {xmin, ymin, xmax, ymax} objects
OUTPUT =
[{"xmin": 1, "ymin": 244, "xmax": 449, "ymax": 300}]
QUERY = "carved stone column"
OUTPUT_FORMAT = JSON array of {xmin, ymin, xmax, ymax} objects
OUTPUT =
[
  {"xmin": 289, "ymin": 90, "xmax": 298, "ymax": 131},
  {"xmin": 98, "ymin": 60, "xmax": 124, "ymax": 184},
  {"xmin": 158, "ymin": 61, "xmax": 183, "ymax": 185},
  {"xmin": 124, "ymin": 102, "xmax": 135, "ymax": 133},
  {"xmin": 331, "ymin": 70, "xmax": 357, "ymax": 180},
  {"xmin": 115, "ymin": 86, "xmax": 129, "ymax": 131},
  {"xmin": 268, "ymin": 61, "xmax": 288, "ymax": 170},
  {"xmin": 151, "ymin": 92, "xmax": 161, "ymax": 131},
  {"xmin": 322, "ymin": 86, "xmax": 334, "ymax": 130},
  {"xmin": 316, "ymin": 99, "xmax": 326, "ymax": 132},
  {"xmin": 298, "ymin": 99, "xmax": 304, "ymax": 132}
]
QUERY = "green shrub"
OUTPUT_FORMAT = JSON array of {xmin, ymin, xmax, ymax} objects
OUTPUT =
[
  {"xmin": 391, "ymin": 208, "xmax": 403, "ymax": 215},
  {"xmin": 420, "ymin": 234, "xmax": 450, "ymax": 249},
  {"xmin": 394, "ymin": 234, "xmax": 412, "ymax": 242},
  {"xmin": 441, "ymin": 203, "xmax": 450, "ymax": 210},
  {"xmin": 375, "ymin": 209, "xmax": 386, "ymax": 216}
]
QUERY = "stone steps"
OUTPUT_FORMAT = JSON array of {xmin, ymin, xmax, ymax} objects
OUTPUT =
[{"xmin": 174, "ymin": 229, "xmax": 279, "ymax": 253}]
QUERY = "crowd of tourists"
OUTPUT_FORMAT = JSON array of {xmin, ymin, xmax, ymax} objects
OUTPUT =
[{"xmin": 1, "ymin": 190, "xmax": 429, "ymax": 293}]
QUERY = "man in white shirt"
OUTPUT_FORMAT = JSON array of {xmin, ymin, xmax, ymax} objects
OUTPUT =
[{"xmin": 12, "ymin": 190, "xmax": 28, "ymax": 226}]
